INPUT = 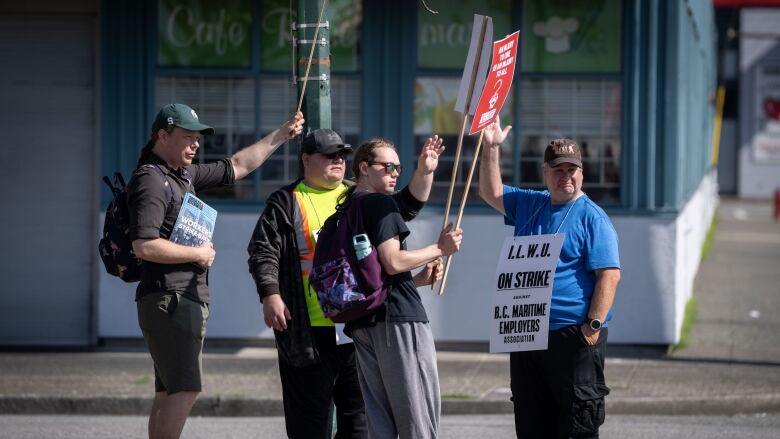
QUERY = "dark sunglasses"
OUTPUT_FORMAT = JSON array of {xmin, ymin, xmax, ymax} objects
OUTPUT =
[
  {"xmin": 368, "ymin": 161, "xmax": 403, "ymax": 175},
  {"xmin": 321, "ymin": 151, "xmax": 348, "ymax": 160}
]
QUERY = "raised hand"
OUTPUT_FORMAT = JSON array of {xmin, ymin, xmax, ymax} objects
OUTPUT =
[
  {"xmin": 282, "ymin": 111, "xmax": 305, "ymax": 140},
  {"xmin": 417, "ymin": 135, "xmax": 445, "ymax": 175},
  {"xmin": 482, "ymin": 116, "xmax": 512, "ymax": 148}
]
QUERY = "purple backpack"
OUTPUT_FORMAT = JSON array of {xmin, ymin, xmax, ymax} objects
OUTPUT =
[{"xmin": 309, "ymin": 192, "xmax": 388, "ymax": 323}]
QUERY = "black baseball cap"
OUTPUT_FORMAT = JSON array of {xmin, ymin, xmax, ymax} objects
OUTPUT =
[
  {"xmin": 544, "ymin": 138, "xmax": 582, "ymax": 168},
  {"xmin": 301, "ymin": 129, "xmax": 353, "ymax": 155},
  {"xmin": 151, "ymin": 103, "xmax": 214, "ymax": 135}
]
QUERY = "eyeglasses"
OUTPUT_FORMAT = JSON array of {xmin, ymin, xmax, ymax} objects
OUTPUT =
[{"xmin": 368, "ymin": 161, "xmax": 403, "ymax": 175}]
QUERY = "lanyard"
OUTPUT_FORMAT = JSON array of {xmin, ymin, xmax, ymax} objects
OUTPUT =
[{"xmin": 517, "ymin": 196, "xmax": 581, "ymax": 236}]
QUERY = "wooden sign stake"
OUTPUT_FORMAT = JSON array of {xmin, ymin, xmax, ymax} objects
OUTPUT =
[{"xmin": 434, "ymin": 15, "xmax": 491, "ymax": 293}]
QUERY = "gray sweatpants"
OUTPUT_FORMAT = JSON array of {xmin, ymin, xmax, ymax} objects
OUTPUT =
[{"xmin": 351, "ymin": 321, "xmax": 440, "ymax": 439}]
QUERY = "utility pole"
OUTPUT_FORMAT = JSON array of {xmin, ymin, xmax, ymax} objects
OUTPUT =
[
  {"xmin": 295, "ymin": 0, "xmax": 331, "ymax": 131},
  {"xmin": 294, "ymin": 5, "xmax": 334, "ymax": 434}
]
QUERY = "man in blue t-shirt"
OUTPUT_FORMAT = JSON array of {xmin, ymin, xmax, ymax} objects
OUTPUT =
[{"xmin": 479, "ymin": 118, "xmax": 621, "ymax": 439}]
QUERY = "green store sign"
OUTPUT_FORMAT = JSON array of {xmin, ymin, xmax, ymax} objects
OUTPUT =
[
  {"xmin": 158, "ymin": 0, "xmax": 360, "ymax": 71},
  {"xmin": 158, "ymin": 0, "xmax": 252, "ymax": 68},
  {"xmin": 417, "ymin": 0, "xmax": 511, "ymax": 69}
]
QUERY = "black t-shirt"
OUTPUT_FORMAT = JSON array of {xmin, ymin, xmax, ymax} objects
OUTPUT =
[
  {"xmin": 127, "ymin": 153, "xmax": 235, "ymax": 303},
  {"xmin": 347, "ymin": 192, "xmax": 428, "ymax": 330}
]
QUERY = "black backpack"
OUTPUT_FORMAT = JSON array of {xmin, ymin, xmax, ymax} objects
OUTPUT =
[{"xmin": 98, "ymin": 165, "xmax": 172, "ymax": 283}]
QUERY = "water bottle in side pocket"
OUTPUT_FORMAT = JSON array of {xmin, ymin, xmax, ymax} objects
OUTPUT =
[{"xmin": 353, "ymin": 234, "xmax": 371, "ymax": 260}]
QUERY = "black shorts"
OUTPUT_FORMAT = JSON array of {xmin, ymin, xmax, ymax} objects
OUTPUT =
[{"xmin": 137, "ymin": 292, "xmax": 209, "ymax": 394}]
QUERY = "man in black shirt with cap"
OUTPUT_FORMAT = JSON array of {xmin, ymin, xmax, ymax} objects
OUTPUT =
[{"xmin": 129, "ymin": 103, "xmax": 304, "ymax": 439}]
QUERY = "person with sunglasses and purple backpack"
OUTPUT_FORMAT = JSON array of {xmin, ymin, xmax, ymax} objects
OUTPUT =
[{"xmin": 334, "ymin": 138, "xmax": 464, "ymax": 439}]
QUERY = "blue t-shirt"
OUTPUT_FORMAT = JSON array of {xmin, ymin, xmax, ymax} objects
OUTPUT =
[{"xmin": 502, "ymin": 186, "xmax": 620, "ymax": 330}]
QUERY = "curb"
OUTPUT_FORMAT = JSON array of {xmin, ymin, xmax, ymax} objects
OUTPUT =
[
  {"xmin": 2, "ymin": 394, "xmax": 779, "ymax": 417},
  {"xmin": 0, "ymin": 397, "xmax": 284, "ymax": 417},
  {"xmin": 606, "ymin": 393, "xmax": 780, "ymax": 416}
]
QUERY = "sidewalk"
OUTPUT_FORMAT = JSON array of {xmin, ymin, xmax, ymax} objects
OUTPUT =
[{"xmin": 1, "ymin": 198, "xmax": 779, "ymax": 417}]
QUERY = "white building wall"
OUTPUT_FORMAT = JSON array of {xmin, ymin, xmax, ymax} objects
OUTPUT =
[
  {"xmin": 673, "ymin": 171, "xmax": 719, "ymax": 340},
  {"xmin": 98, "ymin": 172, "xmax": 719, "ymax": 345}
]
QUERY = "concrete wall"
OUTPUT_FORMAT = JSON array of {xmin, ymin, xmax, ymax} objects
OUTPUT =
[{"xmin": 99, "ymin": 172, "xmax": 719, "ymax": 345}]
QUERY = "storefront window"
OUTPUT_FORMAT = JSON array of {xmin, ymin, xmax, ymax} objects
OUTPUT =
[
  {"xmin": 415, "ymin": 1, "xmax": 512, "ymax": 203},
  {"xmin": 417, "ymin": 0, "xmax": 511, "ymax": 69},
  {"xmin": 155, "ymin": 76, "xmax": 257, "ymax": 199},
  {"xmin": 519, "ymin": 79, "xmax": 621, "ymax": 204},
  {"xmin": 257, "ymin": 0, "xmax": 362, "ymax": 198},
  {"xmin": 414, "ymin": 0, "xmax": 623, "ymax": 205},
  {"xmin": 258, "ymin": 76, "xmax": 362, "ymax": 198},
  {"xmin": 414, "ymin": 77, "xmax": 514, "ymax": 203},
  {"xmin": 155, "ymin": 0, "xmax": 362, "ymax": 202}
]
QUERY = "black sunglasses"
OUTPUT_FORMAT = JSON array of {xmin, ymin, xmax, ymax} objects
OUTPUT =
[
  {"xmin": 321, "ymin": 151, "xmax": 348, "ymax": 160},
  {"xmin": 368, "ymin": 161, "xmax": 403, "ymax": 175}
]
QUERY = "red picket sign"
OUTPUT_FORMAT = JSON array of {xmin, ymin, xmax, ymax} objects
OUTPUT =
[{"xmin": 469, "ymin": 31, "xmax": 520, "ymax": 135}]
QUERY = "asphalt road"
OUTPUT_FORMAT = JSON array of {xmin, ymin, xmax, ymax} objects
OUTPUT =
[{"xmin": 1, "ymin": 414, "xmax": 779, "ymax": 438}]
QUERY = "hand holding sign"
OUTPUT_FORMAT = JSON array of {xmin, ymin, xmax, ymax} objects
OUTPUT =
[{"xmin": 414, "ymin": 257, "xmax": 443, "ymax": 287}]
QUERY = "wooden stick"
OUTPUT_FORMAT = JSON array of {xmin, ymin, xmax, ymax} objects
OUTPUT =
[
  {"xmin": 442, "ymin": 115, "xmax": 469, "ymax": 227},
  {"xmin": 296, "ymin": 0, "xmax": 328, "ymax": 114},
  {"xmin": 432, "ymin": 115, "xmax": 467, "ymax": 291},
  {"xmin": 440, "ymin": 16, "xmax": 489, "ymax": 230},
  {"xmin": 433, "ymin": 16, "xmax": 489, "ymax": 291},
  {"xmin": 438, "ymin": 131, "xmax": 484, "ymax": 295}
]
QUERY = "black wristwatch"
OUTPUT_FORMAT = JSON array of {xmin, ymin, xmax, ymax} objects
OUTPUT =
[{"xmin": 585, "ymin": 317, "xmax": 603, "ymax": 331}]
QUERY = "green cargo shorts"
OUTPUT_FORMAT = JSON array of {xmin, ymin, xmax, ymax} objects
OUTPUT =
[{"xmin": 137, "ymin": 292, "xmax": 209, "ymax": 394}]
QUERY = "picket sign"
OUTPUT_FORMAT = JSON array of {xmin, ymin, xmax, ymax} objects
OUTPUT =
[
  {"xmin": 438, "ymin": 30, "xmax": 520, "ymax": 295},
  {"xmin": 489, "ymin": 234, "xmax": 563, "ymax": 353}
]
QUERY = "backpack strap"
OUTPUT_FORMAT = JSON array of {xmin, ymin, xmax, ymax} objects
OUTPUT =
[
  {"xmin": 342, "ymin": 192, "xmax": 369, "ymax": 240},
  {"xmin": 134, "ymin": 164, "xmax": 177, "ymax": 207},
  {"xmin": 102, "ymin": 173, "xmax": 124, "ymax": 197},
  {"xmin": 144, "ymin": 165, "xmax": 175, "ymax": 204}
]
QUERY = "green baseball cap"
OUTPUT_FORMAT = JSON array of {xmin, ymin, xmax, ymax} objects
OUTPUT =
[{"xmin": 151, "ymin": 103, "xmax": 214, "ymax": 135}]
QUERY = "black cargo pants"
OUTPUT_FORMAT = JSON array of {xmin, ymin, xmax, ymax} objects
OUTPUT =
[{"xmin": 510, "ymin": 325, "xmax": 610, "ymax": 439}]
